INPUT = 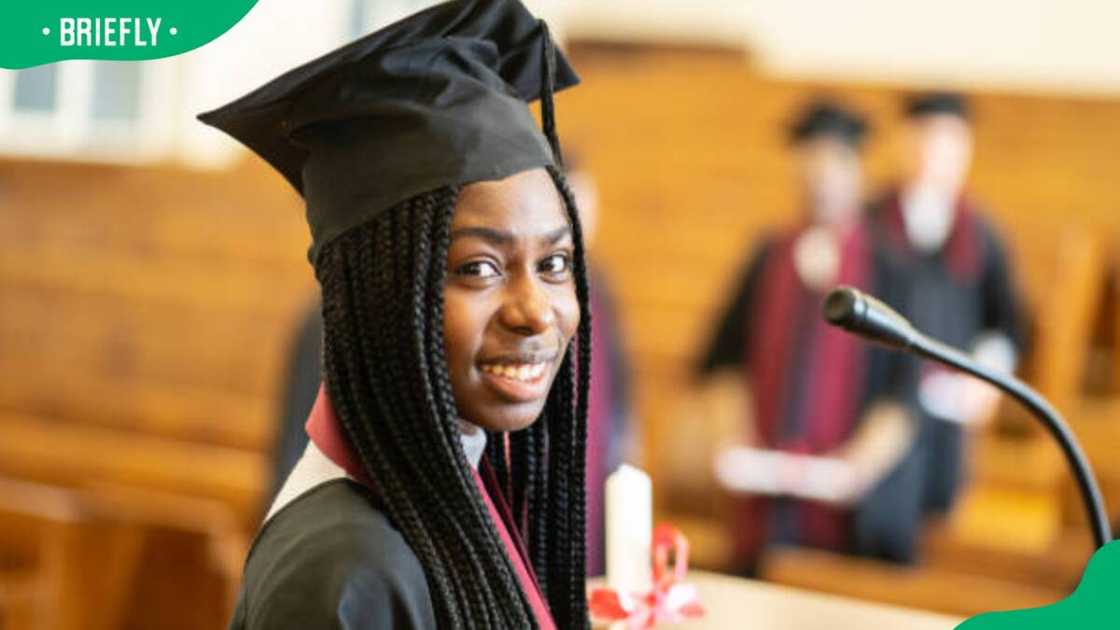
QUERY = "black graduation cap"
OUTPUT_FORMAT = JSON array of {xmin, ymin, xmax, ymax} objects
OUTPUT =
[
  {"xmin": 197, "ymin": 0, "xmax": 579, "ymax": 264},
  {"xmin": 904, "ymin": 91, "xmax": 970, "ymax": 120},
  {"xmin": 787, "ymin": 98, "xmax": 869, "ymax": 148}
]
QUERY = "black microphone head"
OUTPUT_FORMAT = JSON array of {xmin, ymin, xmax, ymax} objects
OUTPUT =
[
  {"xmin": 822, "ymin": 286, "xmax": 917, "ymax": 350},
  {"xmin": 823, "ymin": 286, "xmax": 863, "ymax": 328}
]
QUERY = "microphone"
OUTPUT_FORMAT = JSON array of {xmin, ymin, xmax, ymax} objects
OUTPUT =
[
  {"xmin": 823, "ymin": 286, "xmax": 1111, "ymax": 550},
  {"xmin": 823, "ymin": 286, "xmax": 919, "ymax": 350}
]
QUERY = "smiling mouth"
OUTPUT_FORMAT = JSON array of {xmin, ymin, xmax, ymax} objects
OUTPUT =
[
  {"xmin": 480, "ymin": 362, "xmax": 547, "ymax": 382},
  {"xmin": 477, "ymin": 356, "xmax": 556, "ymax": 402}
]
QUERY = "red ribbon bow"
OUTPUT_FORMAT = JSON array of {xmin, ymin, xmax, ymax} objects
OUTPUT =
[{"xmin": 589, "ymin": 524, "xmax": 706, "ymax": 628}]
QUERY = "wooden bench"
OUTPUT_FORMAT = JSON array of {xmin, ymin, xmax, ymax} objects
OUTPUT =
[
  {"xmin": 0, "ymin": 414, "xmax": 266, "ymax": 524},
  {"xmin": 0, "ymin": 475, "xmax": 250, "ymax": 630}
]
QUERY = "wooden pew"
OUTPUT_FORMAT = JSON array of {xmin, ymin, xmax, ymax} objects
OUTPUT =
[
  {"xmin": 0, "ymin": 476, "xmax": 249, "ymax": 630},
  {"xmin": 0, "ymin": 414, "xmax": 266, "ymax": 524},
  {"xmin": 0, "ymin": 477, "xmax": 142, "ymax": 630}
]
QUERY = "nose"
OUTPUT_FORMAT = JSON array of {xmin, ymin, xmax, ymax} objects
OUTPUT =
[{"xmin": 498, "ymin": 271, "xmax": 555, "ymax": 336}]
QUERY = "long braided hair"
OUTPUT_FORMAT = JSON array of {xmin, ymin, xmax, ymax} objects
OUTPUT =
[{"xmin": 315, "ymin": 165, "xmax": 590, "ymax": 629}]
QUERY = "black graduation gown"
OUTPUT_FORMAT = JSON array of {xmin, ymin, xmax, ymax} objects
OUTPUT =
[
  {"xmin": 867, "ymin": 192, "xmax": 1026, "ymax": 515},
  {"xmin": 229, "ymin": 479, "xmax": 436, "ymax": 630}
]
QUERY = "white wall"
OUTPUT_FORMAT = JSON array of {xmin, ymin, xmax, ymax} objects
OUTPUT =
[
  {"xmin": 9, "ymin": 0, "xmax": 1115, "ymax": 166},
  {"xmin": 175, "ymin": 0, "xmax": 1120, "ymax": 169},
  {"xmin": 553, "ymin": 0, "xmax": 1120, "ymax": 97},
  {"xmin": 177, "ymin": 0, "xmax": 351, "ymax": 167},
  {"xmin": 177, "ymin": 0, "xmax": 443, "ymax": 168}
]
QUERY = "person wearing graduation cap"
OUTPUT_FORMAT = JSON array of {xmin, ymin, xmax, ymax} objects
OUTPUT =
[
  {"xmin": 199, "ymin": 1, "xmax": 590, "ymax": 628},
  {"xmin": 695, "ymin": 98, "xmax": 923, "ymax": 570},
  {"xmin": 867, "ymin": 91, "xmax": 1026, "ymax": 517}
]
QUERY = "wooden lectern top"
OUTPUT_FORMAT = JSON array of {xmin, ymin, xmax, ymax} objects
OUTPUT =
[{"xmin": 593, "ymin": 571, "xmax": 963, "ymax": 629}]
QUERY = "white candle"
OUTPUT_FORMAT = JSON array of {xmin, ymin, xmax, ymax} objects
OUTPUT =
[{"xmin": 605, "ymin": 464, "xmax": 652, "ymax": 596}]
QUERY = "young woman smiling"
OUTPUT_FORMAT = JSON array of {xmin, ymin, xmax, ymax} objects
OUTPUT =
[{"xmin": 200, "ymin": 2, "xmax": 591, "ymax": 628}]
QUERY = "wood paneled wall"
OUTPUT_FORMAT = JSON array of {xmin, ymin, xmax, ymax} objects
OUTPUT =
[{"xmin": 0, "ymin": 158, "xmax": 313, "ymax": 454}]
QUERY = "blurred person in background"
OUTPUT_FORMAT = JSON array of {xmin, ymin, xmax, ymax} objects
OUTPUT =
[
  {"xmin": 564, "ymin": 151, "xmax": 637, "ymax": 577},
  {"xmin": 868, "ymin": 92, "xmax": 1026, "ymax": 517},
  {"xmin": 266, "ymin": 298, "xmax": 322, "ymax": 510},
  {"xmin": 695, "ymin": 99, "xmax": 922, "ymax": 572}
]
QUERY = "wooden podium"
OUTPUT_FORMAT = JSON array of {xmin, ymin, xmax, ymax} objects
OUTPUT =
[{"xmin": 594, "ymin": 571, "xmax": 963, "ymax": 629}]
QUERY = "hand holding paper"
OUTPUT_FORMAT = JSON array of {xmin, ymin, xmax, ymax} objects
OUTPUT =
[{"xmin": 713, "ymin": 446, "xmax": 858, "ymax": 505}]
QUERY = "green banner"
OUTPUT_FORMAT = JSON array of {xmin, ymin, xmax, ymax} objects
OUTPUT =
[{"xmin": 0, "ymin": 0, "xmax": 259, "ymax": 69}]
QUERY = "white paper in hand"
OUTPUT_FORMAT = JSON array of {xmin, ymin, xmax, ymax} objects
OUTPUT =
[{"xmin": 714, "ymin": 446, "xmax": 855, "ymax": 504}]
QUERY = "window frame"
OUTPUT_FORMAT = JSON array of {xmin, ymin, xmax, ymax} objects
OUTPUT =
[{"xmin": 0, "ymin": 59, "xmax": 178, "ymax": 163}]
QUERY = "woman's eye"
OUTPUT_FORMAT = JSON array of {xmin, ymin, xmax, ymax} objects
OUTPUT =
[
  {"xmin": 539, "ymin": 253, "xmax": 571, "ymax": 276},
  {"xmin": 457, "ymin": 260, "xmax": 501, "ymax": 278}
]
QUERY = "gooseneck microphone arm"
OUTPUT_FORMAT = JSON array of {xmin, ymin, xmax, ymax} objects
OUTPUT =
[{"xmin": 823, "ymin": 286, "xmax": 1111, "ymax": 550}]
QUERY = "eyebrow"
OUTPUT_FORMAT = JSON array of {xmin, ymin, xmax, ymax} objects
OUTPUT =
[{"xmin": 449, "ymin": 225, "xmax": 572, "ymax": 246}]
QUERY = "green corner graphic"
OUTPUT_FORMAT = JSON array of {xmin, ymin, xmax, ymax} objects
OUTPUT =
[
  {"xmin": 1, "ymin": 1, "xmax": 259, "ymax": 69},
  {"xmin": 957, "ymin": 540, "xmax": 1120, "ymax": 629}
]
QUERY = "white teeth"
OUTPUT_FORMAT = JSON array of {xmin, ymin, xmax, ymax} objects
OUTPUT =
[{"xmin": 482, "ymin": 362, "xmax": 547, "ymax": 382}]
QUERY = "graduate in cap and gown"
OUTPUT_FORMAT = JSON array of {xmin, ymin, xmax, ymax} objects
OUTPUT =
[
  {"xmin": 265, "ymin": 154, "xmax": 637, "ymax": 577},
  {"xmin": 867, "ymin": 92, "xmax": 1026, "ymax": 516},
  {"xmin": 259, "ymin": 147, "xmax": 633, "ymax": 585},
  {"xmin": 696, "ymin": 99, "xmax": 923, "ymax": 568},
  {"xmin": 199, "ymin": 1, "xmax": 591, "ymax": 627}
]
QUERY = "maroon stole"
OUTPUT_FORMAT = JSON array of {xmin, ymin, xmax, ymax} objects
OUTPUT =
[
  {"xmin": 733, "ymin": 223, "xmax": 873, "ymax": 564},
  {"xmin": 304, "ymin": 385, "xmax": 557, "ymax": 629}
]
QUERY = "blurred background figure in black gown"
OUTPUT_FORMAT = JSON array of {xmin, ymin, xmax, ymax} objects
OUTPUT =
[
  {"xmin": 867, "ymin": 92, "xmax": 1027, "ymax": 518},
  {"xmin": 695, "ymin": 99, "xmax": 922, "ymax": 572}
]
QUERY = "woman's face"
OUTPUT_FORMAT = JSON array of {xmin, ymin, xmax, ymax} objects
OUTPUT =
[{"xmin": 443, "ymin": 167, "xmax": 580, "ymax": 433}]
